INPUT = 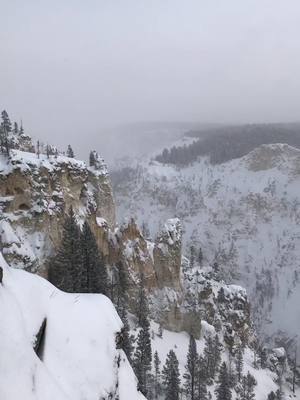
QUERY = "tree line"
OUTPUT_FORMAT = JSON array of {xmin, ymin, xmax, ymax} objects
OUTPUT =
[{"xmin": 155, "ymin": 123, "xmax": 300, "ymax": 166}]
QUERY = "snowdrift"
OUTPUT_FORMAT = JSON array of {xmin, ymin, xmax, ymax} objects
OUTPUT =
[{"xmin": 0, "ymin": 254, "xmax": 144, "ymax": 400}]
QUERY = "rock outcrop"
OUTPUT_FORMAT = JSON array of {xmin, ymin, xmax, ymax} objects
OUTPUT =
[
  {"xmin": 0, "ymin": 149, "xmax": 115, "ymax": 274},
  {"xmin": 0, "ymin": 148, "xmax": 252, "ymax": 346}
]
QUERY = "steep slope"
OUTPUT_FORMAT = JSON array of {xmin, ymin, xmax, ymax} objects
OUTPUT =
[
  {"xmin": 112, "ymin": 143, "xmax": 300, "ymax": 347},
  {"xmin": 0, "ymin": 254, "xmax": 145, "ymax": 400},
  {"xmin": 0, "ymin": 149, "xmax": 115, "ymax": 274}
]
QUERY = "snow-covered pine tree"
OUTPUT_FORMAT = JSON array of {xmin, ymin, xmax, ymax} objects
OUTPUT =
[
  {"xmin": 67, "ymin": 144, "xmax": 75, "ymax": 158},
  {"xmin": 203, "ymin": 336, "xmax": 214, "ymax": 380},
  {"xmin": 215, "ymin": 362, "xmax": 232, "ymax": 400},
  {"xmin": 190, "ymin": 245, "xmax": 196, "ymax": 267},
  {"xmin": 48, "ymin": 206, "xmax": 82, "ymax": 292},
  {"xmin": 13, "ymin": 122, "xmax": 19, "ymax": 135},
  {"xmin": 1, "ymin": 110, "xmax": 12, "ymax": 133},
  {"xmin": 162, "ymin": 350, "xmax": 181, "ymax": 400},
  {"xmin": 89, "ymin": 150, "xmax": 95, "ymax": 167},
  {"xmin": 184, "ymin": 335, "xmax": 198, "ymax": 400},
  {"xmin": 239, "ymin": 372, "xmax": 256, "ymax": 400},
  {"xmin": 133, "ymin": 315, "xmax": 152, "ymax": 396},
  {"xmin": 211, "ymin": 334, "xmax": 222, "ymax": 378},
  {"xmin": 196, "ymin": 355, "xmax": 208, "ymax": 400},
  {"xmin": 198, "ymin": 247, "xmax": 203, "ymax": 266},
  {"xmin": 115, "ymin": 260, "xmax": 129, "ymax": 312},
  {"xmin": 137, "ymin": 272, "xmax": 149, "ymax": 327},
  {"xmin": 154, "ymin": 350, "xmax": 162, "ymax": 399},
  {"xmin": 0, "ymin": 110, "xmax": 11, "ymax": 155},
  {"xmin": 118, "ymin": 305, "xmax": 134, "ymax": 363},
  {"xmin": 80, "ymin": 220, "xmax": 108, "ymax": 295},
  {"xmin": 236, "ymin": 346, "xmax": 244, "ymax": 382}
]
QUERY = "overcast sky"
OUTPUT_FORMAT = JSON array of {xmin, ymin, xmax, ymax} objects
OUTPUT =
[{"xmin": 2, "ymin": 0, "xmax": 300, "ymax": 160}]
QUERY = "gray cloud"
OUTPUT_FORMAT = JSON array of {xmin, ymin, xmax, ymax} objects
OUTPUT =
[{"xmin": 2, "ymin": 0, "xmax": 300, "ymax": 162}]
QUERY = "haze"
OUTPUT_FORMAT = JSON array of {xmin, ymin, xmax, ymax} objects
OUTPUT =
[{"xmin": 2, "ymin": 0, "xmax": 300, "ymax": 162}]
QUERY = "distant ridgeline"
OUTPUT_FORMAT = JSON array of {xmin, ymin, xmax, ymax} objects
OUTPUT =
[{"xmin": 155, "ymin": 123, "xmax": 300, "ymax": 166}]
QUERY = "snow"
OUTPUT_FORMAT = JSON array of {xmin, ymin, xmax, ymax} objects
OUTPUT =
[
  {"xmin": 149, "ymin": 321, "xmax": 278, "ymax": 400},
  {"xmin": 273, "ymin": 347, "xmax": 286, "ymax": 359},
  {"xmin": 0, "ymin": 254, "xmax": 145, "ymax": 400},
  {"xmin": 114, "ymin": 141, "xmax": 300, "ymax": 347}
]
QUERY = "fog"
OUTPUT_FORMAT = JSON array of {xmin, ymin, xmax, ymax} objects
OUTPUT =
[{"xmin": 2, "ymin": 0, "xmax": 300, "ymax": 163}]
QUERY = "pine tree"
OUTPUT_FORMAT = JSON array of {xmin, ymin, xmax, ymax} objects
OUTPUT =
[
  {"xmin": 267, "ymin": 392, "xmax": 276, "ymax": 400},
  {"xmin": 115, "ymin": 260, "xmax": 129, "ymax": 312},
  {"xmin": 215, "ymin": 362, "xmax": 232, "ymax": 400},
  {"xmin": 196, "ymin": 355, "xmax": 208, "ymax": 400},
  {"xmin": 80, "ymin": 220, "xmax": 108, "ymax": 295},
  {"xmin": 118, "ymin": 305, "xmax": 134, "ymax": 362},
  {"xmin": 19, "ymin": 122, "xmax": 24, "ymax": 135},
  {"xmin": 0, "ymin": 110, "xmax": 11, "ymax": 156},
  {"xmin": 137, "ymin": 272, "xmax": 149, "ymax": 327},
  {"xmin": 184, "ymin": 335, "xmax": 198, "ymax": 400},
  {"xmin": 133, "ymin": 316, "xmax": 152, "ymax": 396},
  {"xmin": 198, "ymin": 247, "xmax": 203, "ymax": 266},
  {"xmin": 239, "ymin": 372, "xmax": 256, "ymax": 400},
  {"xmin": 48, "ymin": 206, "xmax": 82, "ymax": 292},
  {"xmin": 203, "ymin": 336, "xmax": 214, "ymax": 380},
  {"xmin": 259, "ymin": 346, "xmax": 268, "ymax": 369},
  {"xmin": 211, "ymin": 335, "xmax": 222, "ymax": 378},
  {"xmin": 236, "ymin": 346, "xmax": 244, "ymax": 382},
  {"xmin": 154, "ymin": 351, "xmax": 162, "ymax": 399},
  {"xmin": 13, "ymin": 122, "xmax": 19, "ymax": 135},
  {"xmin": 67, "ymin": 145, "xmax": 75, "ymax": 158},
  {"xmin": 190, "ymin": 245, "xmax": 196, "ymax": 267},
  {"xmin": 162, "ymin": 350, "xmax": 181, "ymax": 400},
  {"xmin": 1, "ymin": 110, "xmax": 12, "ymax": 133},
  {"xmin": 89, "ymin": 150, "xmax": 96, "ymax": 167}
]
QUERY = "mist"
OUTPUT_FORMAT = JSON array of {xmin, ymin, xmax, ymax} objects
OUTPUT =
[{"xmin": 2, "ymin": 0, "xmax": 300, "ymax": 163}]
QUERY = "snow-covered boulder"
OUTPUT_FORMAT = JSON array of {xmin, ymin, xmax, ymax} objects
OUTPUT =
[{"xmin": 0, "ymin": 254, "xmax": 144, "ymax": 400}]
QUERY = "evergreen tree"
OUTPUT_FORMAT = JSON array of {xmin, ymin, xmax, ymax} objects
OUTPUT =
[
  {"xmin": 13, "ymin": 122, "xmax": 19, "ymax": 135},
  {"xmin": 0, "ymin": 110, "xmax": 11, "ymax": 156},
  {"xmin": 211, "ymin": 335, "xmax": 222, "ymax": 378},
  {"xmin": 184, "ymin": 335, "xmax": 198, "ymax": 400},
  {"xmin": 154, "ymin": 350, "xmax": 162, "ymax": 399},
  {"xmin": 48, "ymin": 206, "xmax": 82, "ymax": 292},
  {"xmin": 267, "ymin": 392, "xmax": 277, "ymax": 400},
  {"xmin": 162, "ymin": 350, "xmax": 181, "ymax": 400},
  {"xmin": 236, "ymin": 346, "xmax": 244, "ymax": 382},
  {"xmin": 133, "ymin": 316, "xmax": 152, "ymax": 396},
  {"xmin": 259, "ymin": 346, "xmax": 268, "ymax": 369},
  {"xmin": 239, "ymin": 372, "xmax": 256, "ymax": 400},
  {"xmin": 217, "ymin": 287, "xmax": 226, "ymax": 303},
  {"xmin": 137, "ymin": 272, "xmax": 149, "ymax": 327},
  {"xmin": 89, "ymin": 150, "xmax": 96, "ymax": 167},
  {"xmin": 1, "ymin": 110, "xmax": 12, "ymax": 133},
  {"xmin": 196, "ymin": 355, "xmax": 208, "ymax": 400},
  {"xmin": 80, "ymin": 220, "xmax": 108, "ymax": 295},
  {"xmin": 215, "ymin": 362, "xmax": 232, "ymax": 400},
  {"xmin": 67, "ymin": 144, "xmax": 75, "ymax": 158},
  {"xmin": 203, "ymin": 336, "xmax": 214, "ymax": 380},
  {"xmin": 198, "ymin": 247, "xmax": 203, "ymax": 266},
  {"xmin": 190, "ymin": 245, "xmax": 196, "ymax": 267},
  {"xmin": 118, "ymin": 305, "xmax": 134, "ymax": 362},
  {"xmin": 115, "ymin": 260, "xmax": 129, "ymax": 312},
  {"xmin": 19, "ymin": 122, "xmax": 24, "ymax": 135}
]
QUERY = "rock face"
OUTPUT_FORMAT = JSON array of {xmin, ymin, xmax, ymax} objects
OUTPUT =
[
  {"xmin": 112, "ymin": 142, "xmax": 300, "ymax": 347},
  {"xmin": 0, "ymin": 150, "xmax": 115, "ymax": 274},
  {"xmin": 0, "ymin": 148, "xmax": 252, "ymax": 346}
]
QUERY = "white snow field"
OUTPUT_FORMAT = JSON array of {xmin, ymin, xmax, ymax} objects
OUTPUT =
[{"xmin": 0, "ymin": 254, "xmax": 145, "ymax": 400}]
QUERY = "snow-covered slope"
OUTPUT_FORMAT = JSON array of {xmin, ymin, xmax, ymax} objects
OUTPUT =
[
  {"xmin": 0, "ymin": 254, "xmax": 144, "ymax": 400},
  {"xmin": 112, "ymin": 143, "xmax": 300, "ymax": 347},
  {"xmin": 148, "ymin": 321, "xmax": 282, "ymax": 400}
]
